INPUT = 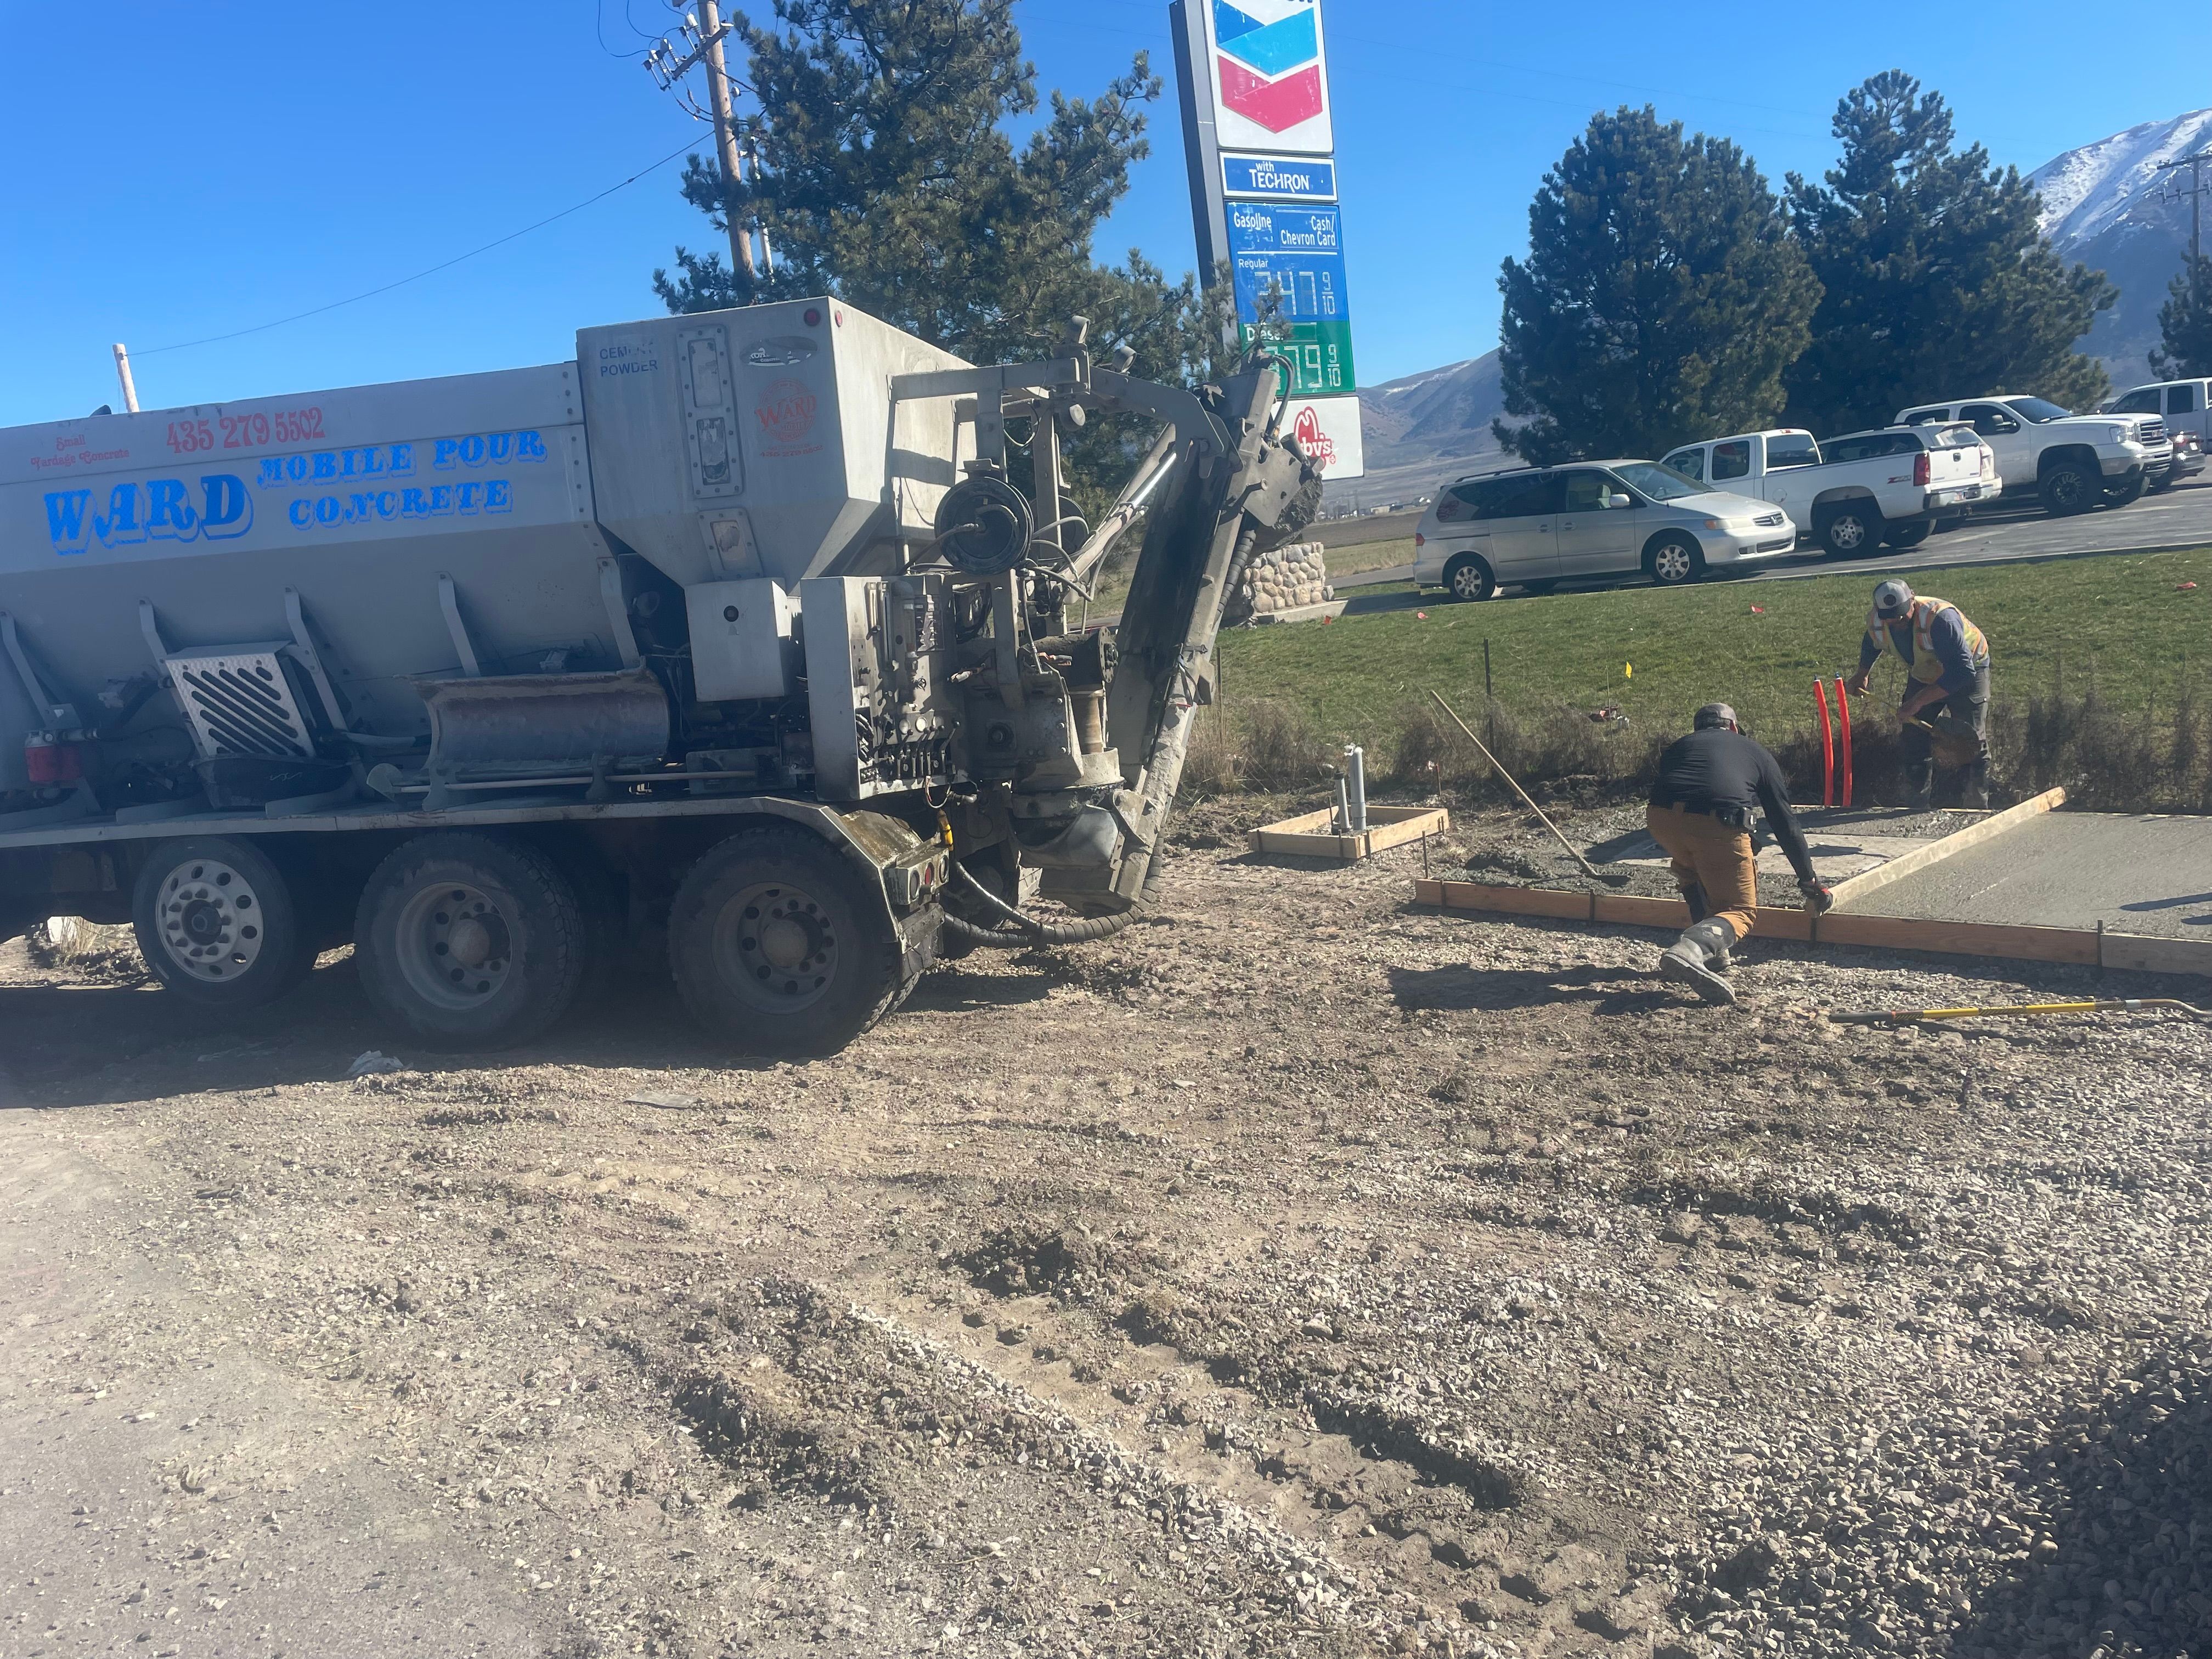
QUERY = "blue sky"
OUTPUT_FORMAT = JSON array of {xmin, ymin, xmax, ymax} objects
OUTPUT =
[{"xmin": 1, "ymin": 1, "xmax": 2202, "ymax": 425}]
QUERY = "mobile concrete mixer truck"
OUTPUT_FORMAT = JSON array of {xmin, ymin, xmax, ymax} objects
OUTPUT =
[{"xmin": 0, "ymin": 301, "xmax": 1318, "ymax": 1054}]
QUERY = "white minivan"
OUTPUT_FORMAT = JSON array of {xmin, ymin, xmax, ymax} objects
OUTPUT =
[{"xmin": 1410, "ymin": 460, "xmax": 1793, "ymax": 601}]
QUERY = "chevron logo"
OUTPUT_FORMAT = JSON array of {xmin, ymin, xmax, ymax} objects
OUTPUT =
[{"xmin": 1213, "ymin": 1, "xmax": 1324, "ymax": 134}]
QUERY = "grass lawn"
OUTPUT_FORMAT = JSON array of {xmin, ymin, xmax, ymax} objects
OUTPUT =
[{"xmin": 1214, "ymin": 546, "xmax": 2212, "ymax": 754}]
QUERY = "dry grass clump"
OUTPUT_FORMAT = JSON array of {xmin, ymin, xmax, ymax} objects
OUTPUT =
[
  {"xmin": 29, "ymin": 916, "xmax": 147, "ymax": 981},
  {"xmin": 1185, "ymin": 679, "xmax": 2212, "ymax": 815}
]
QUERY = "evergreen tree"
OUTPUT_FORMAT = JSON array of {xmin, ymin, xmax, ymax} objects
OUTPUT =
[
  {"xmin": 1785, "ymin": 71, "xmax": 2114, "ymax": 434},
  {"xmin": 2153, "ymin": 257, "xmax": 2212, "ymax": 379},
  {"xmin": 1494, "ymin": 107, "xmax": 1818, "ymax": 465},
  {"xmin": 651, "ymin": 0, "xmax": 1223, "ymax": 518}
]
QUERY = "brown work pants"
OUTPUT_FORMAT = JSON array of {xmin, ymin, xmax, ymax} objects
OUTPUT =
[{"xmin": 1646, "ymin": 804, "xmax": 1759, "ymax": 939}]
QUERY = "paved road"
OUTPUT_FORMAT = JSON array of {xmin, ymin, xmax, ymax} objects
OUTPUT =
[{"xmin": 1329, "ymin": 478, "xmax": 2212, "ymax": 610}]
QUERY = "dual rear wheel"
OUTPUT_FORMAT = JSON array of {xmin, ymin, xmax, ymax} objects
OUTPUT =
[{"xmin": 129, "ymin": 826, "xmax": 907, "ymax": 1058}]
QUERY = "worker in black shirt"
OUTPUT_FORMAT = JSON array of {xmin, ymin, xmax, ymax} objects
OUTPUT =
[{"xmin": 1647, "ymin": 703, "xmax": 1833, "ymax": 1005}]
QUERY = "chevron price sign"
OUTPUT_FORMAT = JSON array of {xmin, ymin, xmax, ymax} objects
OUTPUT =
[
  {"xmin": 1204, "ymin": 0, "xmax": 1333, "ymax": 154},
  {"xmin": 1171, "ymin": 0, "xmax": 1361, "ymax": 476}
]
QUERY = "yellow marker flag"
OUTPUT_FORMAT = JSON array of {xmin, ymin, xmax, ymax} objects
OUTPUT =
[{"xmin": 1624, "ymin": 662, "xmax": 1633, "ymax": 679}]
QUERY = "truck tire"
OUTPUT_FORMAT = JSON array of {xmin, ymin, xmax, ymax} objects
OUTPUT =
[
  {"xmin": 1884, "ymin": 521, "xmax": 1933, "ymax": 550},
  {"xmin": 2104, "ymin": 471, "xmax": 2148, "ymax": 507},
  {"xmin": 1818, "ymin": 503, "xmax": 1880, "ymax": 558},
  {"xmin": 668, "ymin": 826, "xmax": 904, "ymax": 1059},
  {"xmin": 1443, "ymin": 555, "xmax": 1496, "ymax": 603},
  {"xmin": 354, "ymin": 833, "xmax": 586, "ymax": 1052},
  {"xmin": 2040, "ymin": 461, "xmax": 2098, "ymax": 516},
  {"xmin": 1645, "ymin": 533, "xmax": 1705, "ymax": 586},
  {"xmin": 132, "ymin": 837, "xmax": 317, "ymax": 1012}
]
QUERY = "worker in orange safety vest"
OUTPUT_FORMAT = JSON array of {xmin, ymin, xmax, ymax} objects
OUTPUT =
[{"xmin": 1843, "ymin": 579, "xmax": 1991, "ymax": 809}]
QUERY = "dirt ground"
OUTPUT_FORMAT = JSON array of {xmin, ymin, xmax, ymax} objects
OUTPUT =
[{"xmin": 4, "ymin": 799, "xmax": 2210, "ymax": 1659}]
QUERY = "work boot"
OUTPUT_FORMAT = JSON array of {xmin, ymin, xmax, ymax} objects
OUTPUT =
[
  {"xmin": 1658, "ymin": 918, "xmax": 1741, "ymax": 1006},
  {"xmin": 1905, "ymin": 763, "xmax": 1934, "ymax": 811},
  {"xmin": 1962, "ymin": 757, "xmax": 1991, "ymax": 810},
  {"xmin": 1678, "ymin": 884, "xmax": 1731, "ymax": 969}
]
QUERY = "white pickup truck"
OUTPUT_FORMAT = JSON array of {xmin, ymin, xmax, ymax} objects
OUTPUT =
[
  {"xmin": 1658, "ymin": 425, "xmax": 1999, "ymax": 557},
  {"xmin": 1897, "ymin": 394, "xmax": 2170, "ymax": 514}
]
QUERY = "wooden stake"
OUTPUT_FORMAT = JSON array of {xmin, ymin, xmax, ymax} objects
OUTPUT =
[{"xmin": 1427, "ymin": 689, "xmax": 1607, "ymax": 885}]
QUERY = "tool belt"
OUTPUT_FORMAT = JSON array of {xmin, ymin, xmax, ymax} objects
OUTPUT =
[{"xmin": 1654, "ymin": 800, "xmax": 1756, "ymax": 832}]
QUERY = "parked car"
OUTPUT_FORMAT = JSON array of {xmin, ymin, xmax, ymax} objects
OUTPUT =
[
  {"xmin": 1660, "ymin": 425, "xmax": 1997, "ymax": 557},
  {"xmin": 2102, "ymin": 380, "xmax": 2208, "ymax": 489},
  {"xmin": 1896, "ymin": 395, "xmax": 2170, "ymax": 514},
  {"xmin": 2164, "ymin": 429, "xmax": 2208, "ymax": 489},
  {"xmin": 1410, "ymin": 460, "xmax": 1795, "ymax": 601}
]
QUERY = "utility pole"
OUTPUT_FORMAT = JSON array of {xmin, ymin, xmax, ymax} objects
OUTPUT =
[
  {"xmin": 644, "ymin": 7, "xmax": 755, "ymax": 284},
  {"xmin": 111, "ymin": 343, "xmax": 140, "ymax": 413},
  {"xmin": 2155, "ymin": 149, "xmax": 2212, "ymax": 268},
  {"xmin": 697, "ymin": 0, "xmax": 754, "ymax": 283}
]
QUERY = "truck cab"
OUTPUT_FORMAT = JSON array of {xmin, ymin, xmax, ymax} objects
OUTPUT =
[
  {"xmin": 2103, "ymin": 381, "xmax": 2208, "ymax": 489},
  {"xmin": 1660, "ymin": 425, "xmax": 1996, "ymax": 558}
]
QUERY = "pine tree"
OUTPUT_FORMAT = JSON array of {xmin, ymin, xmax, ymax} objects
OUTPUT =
[
  {"xmin": 1785, "ymin": 72, "xmax": 2114, "ymax": 435},
  {"xmin": 2153, "ymin": 257, "xmax": 2212, "ymax": 379},
  {"xmin": 1493, "ymin": 107, "xmax": 1819, "ymax": 465},
  {"xmin": 657, "ymin": 0, "xmax": 1155, "ymax": 358},
  {"xmin": 651, "ymin": 0, "xmax": 1222, "ymax": 518}
]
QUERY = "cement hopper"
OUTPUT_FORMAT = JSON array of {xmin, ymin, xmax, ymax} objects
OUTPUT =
[
  {"xmin": 576, "ymin": 298, "xmax": 972, "ymax": 587},
  {"xmin": 0, "ymin": 298, "xmax": 970, "ymax": 795}
]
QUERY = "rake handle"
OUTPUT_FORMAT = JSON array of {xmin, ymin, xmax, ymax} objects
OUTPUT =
[{"xmin": 1428, "ymin": 690, "xmax": 1607, "ymax": 885}]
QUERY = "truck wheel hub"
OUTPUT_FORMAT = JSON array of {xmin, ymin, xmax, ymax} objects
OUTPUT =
[
  {"xmin": 396, "ymin": 883, "xmax": 513, "ymax": 1006},
  {"xmin": 156, "ymin": 860, "xmax": 265, "ymax": 979},
  {"xmin": 719, "ymin": 883, "xmax": 838, "ymax": 1009}
]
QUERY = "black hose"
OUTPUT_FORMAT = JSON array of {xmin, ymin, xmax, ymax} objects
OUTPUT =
[
  {"xmin": 940, "ymin": 911, "xmax": 1043, "ymax": 951},
  {"xmin": 947, "ymin": 861, "xmax": 1143, "ymax": 946}
]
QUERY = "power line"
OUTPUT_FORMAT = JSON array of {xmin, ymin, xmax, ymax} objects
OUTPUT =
[
  {"xmin": 594, "ymin": 0, "xmax": 633, "ymax": 58},
  {"xmin": 137, "ymin": 138, "xmax": 701, "ymax": 357}
]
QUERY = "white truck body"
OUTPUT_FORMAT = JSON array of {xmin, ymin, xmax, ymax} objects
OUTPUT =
[
  {"xmin": 2104, "ymin": 377, "xmax": 2208, "ymax": 444},
  {"xmin": 2103, "ymin": 381, "xmax": 2209, "ymax": 486},
  {"xmin": 1896, "ymin": 395, "xmax": 2169, "ymax": 513},
  {"xmin": 1660, "ymin": 425, "xmax": 1997, "ymax": 554}
]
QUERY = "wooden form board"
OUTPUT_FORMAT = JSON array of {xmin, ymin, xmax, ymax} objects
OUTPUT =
[
  {"xmin": 1826, "ymin": 785, "xmax": 2068, "ymax": 910},
  {"xmin": 1251, "ymin": 804, "xmax": 1449, "ymax": 862},
  {"xmin": 1411, "ymin": 876, "xmax": 2212, "ymax": 978}
]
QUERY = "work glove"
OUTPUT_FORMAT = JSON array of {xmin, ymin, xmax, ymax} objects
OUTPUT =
[{"xmin": 1799, "ymin": 876, "xmax": 1835, "ymax": 914}]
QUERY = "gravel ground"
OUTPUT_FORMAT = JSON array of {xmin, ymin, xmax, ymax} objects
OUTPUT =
[{"xmin": 3, "ymin": 797, "xmax": 2209, "ymax": 1659}]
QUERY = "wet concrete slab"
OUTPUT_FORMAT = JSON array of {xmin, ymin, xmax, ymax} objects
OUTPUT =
[
  {"xmin": 1594, "ymin": 806, "xmax": 1983, "ymax": 884},
  {"xmin": 1851, "ymin": 812, "xmax": 2212, "ymax": 938}
]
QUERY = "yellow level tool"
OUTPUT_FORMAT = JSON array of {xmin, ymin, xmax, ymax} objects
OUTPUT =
[{"xmin": 1829, "ymin": 998, "xmax": 2202, "ymax": 1026}]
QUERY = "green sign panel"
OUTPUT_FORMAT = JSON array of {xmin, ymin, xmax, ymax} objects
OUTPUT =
[{"xmin": 1238, "ymin": 318, "xmax": 1357, "ymax": 398}]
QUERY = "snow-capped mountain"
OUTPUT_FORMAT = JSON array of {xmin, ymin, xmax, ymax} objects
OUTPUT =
[
  {"xmin": 1322, "ymin": 352, "xmax": 1506, "ymax": 509},
  {"xmin": 2031, "ymin": 108, "xmax": 2212, "ymax": 389}
]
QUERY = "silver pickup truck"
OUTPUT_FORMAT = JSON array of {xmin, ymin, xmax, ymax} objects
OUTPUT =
[{"xmin": 1660, "ymin": 425, "xmax": 1999, "ymax": 557}]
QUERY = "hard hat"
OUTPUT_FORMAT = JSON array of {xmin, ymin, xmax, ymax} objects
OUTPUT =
[
  {"xmin": 1873, "ymin": 579, "xmax": 1915, "ymax": 618},
  {"xmin": 1693, "ymin": 702, "xmax": 1739, "ymax": 732}
]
